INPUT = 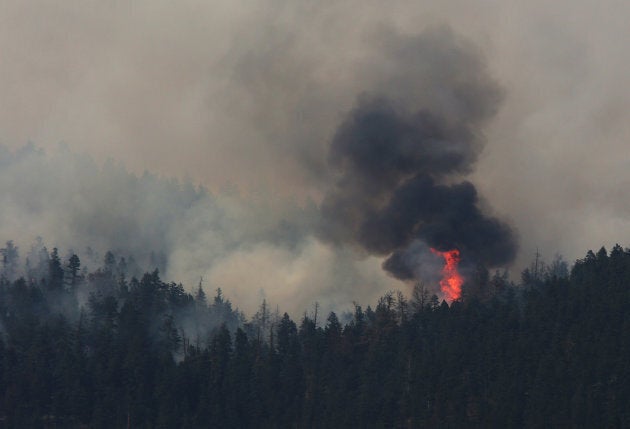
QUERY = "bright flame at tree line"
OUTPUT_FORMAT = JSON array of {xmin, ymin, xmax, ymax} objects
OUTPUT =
[{"xmin": 430, "ymin": 248, "xmax": 464, "ymax": 302}]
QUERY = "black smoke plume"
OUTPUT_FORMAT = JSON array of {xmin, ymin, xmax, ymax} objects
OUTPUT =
[{"xmin": 320, "ymin": 29, "xmax": 518, "ymax": 282}]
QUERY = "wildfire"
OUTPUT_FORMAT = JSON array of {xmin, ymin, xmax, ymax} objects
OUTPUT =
[{"xmin": 430, "ymin": 248, "xmax": 464, "ymax": 301}]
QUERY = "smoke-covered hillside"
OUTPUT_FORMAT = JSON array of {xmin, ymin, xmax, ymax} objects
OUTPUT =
[
  {"xmin": 1, "ymin": 1, "xmax": 630, "ymax": 426},
  {"xmin": 0, "ymin": 143, "xmax": 398, "ymax": 316}
]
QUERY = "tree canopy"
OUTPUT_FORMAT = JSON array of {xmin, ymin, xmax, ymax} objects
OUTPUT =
[{"xmin": 0, "ymin": 241, "xmax": 629, "ymax": 427}]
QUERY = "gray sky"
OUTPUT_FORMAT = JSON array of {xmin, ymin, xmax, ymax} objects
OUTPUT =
[{"xmin": 1, "ymin": 0, "xmax": 629, "ymax": 313}]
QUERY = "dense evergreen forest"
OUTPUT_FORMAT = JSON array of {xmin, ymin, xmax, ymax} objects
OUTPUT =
[{"xmin": 0, "ymin": 240, "xmax": 629, "ymax": 428}]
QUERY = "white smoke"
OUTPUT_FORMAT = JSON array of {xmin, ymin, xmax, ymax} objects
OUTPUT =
[{"xmin": 0, "ymin": 144, "xmax": 398, "ymax": 316}]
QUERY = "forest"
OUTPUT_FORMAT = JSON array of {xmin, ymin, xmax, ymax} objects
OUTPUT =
[{"xmin": 0, "ymin": 240, "xmax": 629, "ymax": 428}]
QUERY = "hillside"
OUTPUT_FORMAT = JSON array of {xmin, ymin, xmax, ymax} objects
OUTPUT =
[{"xmin": 0, "ymin": 244, "xmax": 629, "ymax": 427}]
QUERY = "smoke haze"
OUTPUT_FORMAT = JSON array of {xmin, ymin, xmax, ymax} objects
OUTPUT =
[
  {"xmin": 2, "ymin": 1, "xmax": 630, "ymax": 312},
  {"xmin": 0, "ymin": 144, "xmax": 392, "ymax": 315}
]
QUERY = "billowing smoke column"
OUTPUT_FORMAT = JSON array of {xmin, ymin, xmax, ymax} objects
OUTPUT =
[{"xmin": 320, "ymin": 29, "xmax": 518, "ymax": 297}]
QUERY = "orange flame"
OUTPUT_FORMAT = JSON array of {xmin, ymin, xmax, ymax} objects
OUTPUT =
[{"xmin": 430, "ymin": 248, "xmax": 464, "ymax": 301}]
